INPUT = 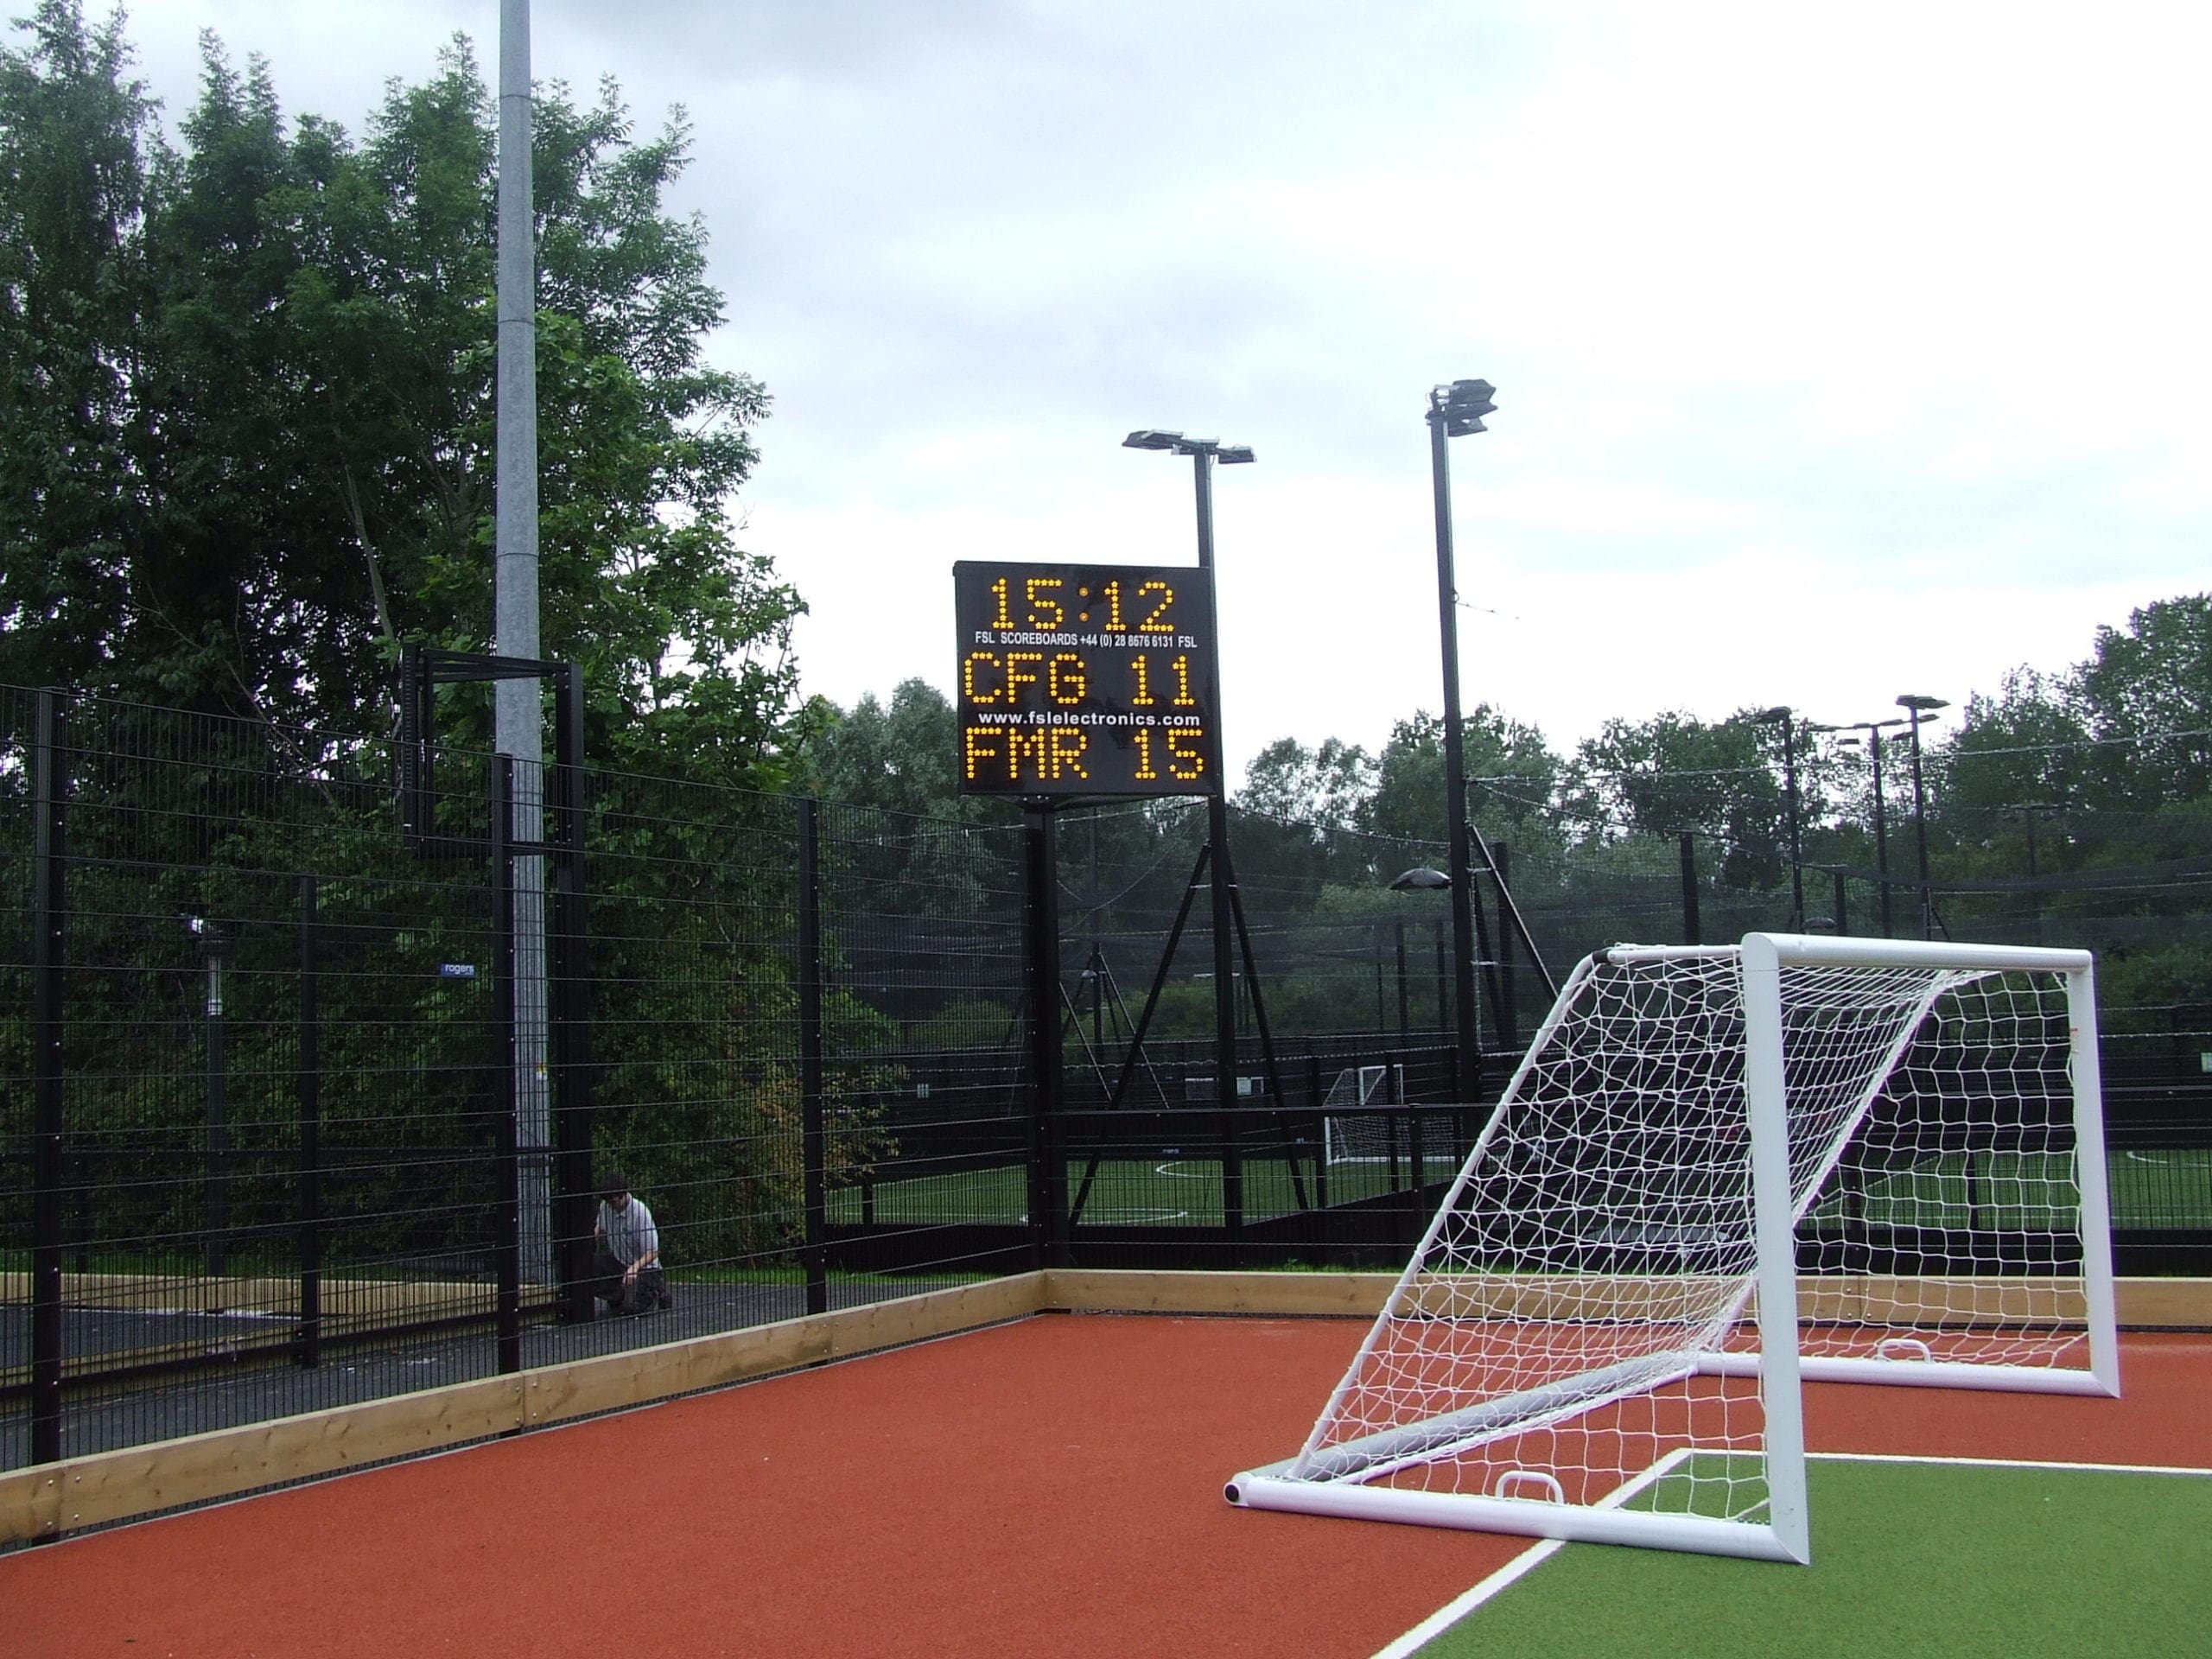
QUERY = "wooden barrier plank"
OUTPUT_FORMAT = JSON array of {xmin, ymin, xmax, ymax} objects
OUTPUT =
[
  {"xmin": 0, "ymin": 1376, "xmax": 529, "ymax": 1543},
  {"xmin": 526, "ymin": 1274, "xmax": 1047, "ymax": 1428},
  {"xmin": 1043, "ymin": 1270, "xmax": 2212, "ymax": 1328},
  {"xmin": 0, "ymin": 1274, "xmax": 1048, "ymax": 1545}
]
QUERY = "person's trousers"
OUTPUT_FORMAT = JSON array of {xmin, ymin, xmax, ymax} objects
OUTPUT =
[{"xmin": 589, "ymin": 1247, "xmax": 667, "ymax": 1314}]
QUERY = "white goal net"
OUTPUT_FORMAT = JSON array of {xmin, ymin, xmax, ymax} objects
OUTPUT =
[{"xmin": 1228, "ymin": 934, "xmax": 2118, "ymax": 1562}]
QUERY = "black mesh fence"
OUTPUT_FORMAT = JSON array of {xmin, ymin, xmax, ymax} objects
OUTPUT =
[{"xmin": 3, "ymin": 682, "xmax": 2208, "ymax": 1478}]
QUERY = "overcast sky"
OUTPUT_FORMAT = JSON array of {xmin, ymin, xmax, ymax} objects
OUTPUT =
[{"xmin": 109, "ymin": 1, "xmax": 2212, "ymax": 777}]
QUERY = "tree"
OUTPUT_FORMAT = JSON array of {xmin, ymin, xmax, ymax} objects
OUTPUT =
[
  {"xmin": 1566, "ymin": 710, "xmax": 1785, "ymax": 888},
  {"xmin": 2073, "ymin": 594, "xmax": 2212, "ymax": 810},
  {"xmin": 1362, "ymin": 706, "xmax": 1562, "ymax": 849},
  {"xmin": 0, "ymin": 10, "xmax": 804, "ymax": 783},
  {"xmin": 0, "ymin": 1, "xmax": 151, "ymax": 694}
]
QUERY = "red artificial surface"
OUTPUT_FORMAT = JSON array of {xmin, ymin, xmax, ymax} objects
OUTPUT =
[{"xmin": 6, "ymin": 1319, "xmax": 2206, "ymax": 1658}]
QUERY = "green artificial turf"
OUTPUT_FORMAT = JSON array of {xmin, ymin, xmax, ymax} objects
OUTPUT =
[{"xmin": 1412, "ymin": 1458, "xmax": 2212, "ymax": 1659}]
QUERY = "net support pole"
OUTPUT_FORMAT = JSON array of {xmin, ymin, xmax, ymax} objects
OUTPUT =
[
  {"xmin": 1023, "ymin": 802, "xmax": 1066, "ymax": 1267},
  {"xmin": 798, "ymin": 796, "xmax": 828, "ymax": 1317},
  {"xmin": 1738, "ymin": 932, "xmax": 1811, "ymax": 1564},
  {"xmin": 296, "ymin": 874, "xmax": 322, "ymax": 1370},
  {"xmin": 29, "ymin": 689, "xmax": 67, "ymax": 1469},
  {"xmin": 492, "ymin": 758, "xmax": 524, "ymax": 1376}
]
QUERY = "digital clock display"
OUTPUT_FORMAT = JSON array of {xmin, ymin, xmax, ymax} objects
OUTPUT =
[{"xmin": 954, "ymin": 560, "xmax": 1223, "ymax": 798}]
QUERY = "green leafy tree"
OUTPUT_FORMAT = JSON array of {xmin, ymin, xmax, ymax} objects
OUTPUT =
[{"xmin": 1, "ymin": 9, "xmax": 804, "ymax": 782}]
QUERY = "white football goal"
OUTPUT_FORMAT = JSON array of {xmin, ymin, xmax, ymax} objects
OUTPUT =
[
  {"xmin": 1227, "ymin": 934, "xmax": 2118, "ymax": 1564},
  {"xmin": 1320, "ymin": 1063, "xmax": 1407, "ymax": 1166}
]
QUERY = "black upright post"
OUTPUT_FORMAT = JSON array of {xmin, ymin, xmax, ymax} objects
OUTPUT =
[
  {"xmin": 1023, "ymin": 804, "xmax": 1066, "ymax": 1266},
  {"xmin": 1830, "ymin": 868, "xmax": 1849, "ymax": 938},
  {"xmin": 1192, "ymin": 455, "xmax": 1244, "ymax": 1245},
  {"xmin": 30, "ymin": 690, "xmax": 67, "ymax": 1469},
  {"xmin": 203, "ymin": 941, "xmax": 228, "ymax": 1277},
  {"xmin": 1429, "ymin": 412, "xmax": 1484, "ymax": 1109},
  {"xmin": 297, "ymin": 876, "xmax": 322, "ymax": 1369},
  {"xmin": 1869, "ymin": 727, "xmax": 1894, "ymax": 937},
  {"xmin": 797, "ymin": 797, "xmax": 828, "ymax": 1316},
  {"xmin": 1394, "ymin": 919, "xmax": 1409, "ymax": 1037},
  {"xmin": 1678, "ymin": 832, "xmax": 1702, "ymax": 945},
  {"xmin": 1493, "ymin": 842, "xmax": 1518, "ymax": 1051},
  {"xmin": 549, "ymin": 663, "xmax": 595, "ymax": 1323},
  {"xmin": 492, "ymin": 759, "xmax": 524, "ymax": 1376}
]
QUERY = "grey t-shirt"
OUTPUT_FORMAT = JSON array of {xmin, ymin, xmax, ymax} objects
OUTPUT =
[{"xmin": 597, "ymin": 1196, "xmax": 659, "ymax": 1268}]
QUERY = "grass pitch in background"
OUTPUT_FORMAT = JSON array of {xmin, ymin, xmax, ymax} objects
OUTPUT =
[{"xmin": 1415, "ymin": 1459, "xmax": 2212, "ymax": 1659}]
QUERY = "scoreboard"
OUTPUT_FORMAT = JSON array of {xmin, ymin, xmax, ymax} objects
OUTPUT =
[{"xmin": 954, "ymin": 560, "xmax": 1222, "ymax": 798}]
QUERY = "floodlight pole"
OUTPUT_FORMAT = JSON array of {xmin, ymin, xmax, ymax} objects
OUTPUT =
[
  {"xmin": 1897, "ymin": 695, "xmax": 1948, "ymax": 940},
  {"xmin": 1124, "ymin": 429, "xmax": 1252, "ymax": 1232},
  {"xmin": 1191, "ymin": 446, "xmax": 1243, "ymax": 1234},
  {"xmin": 496, "ymin": 0, "xmax": 552, "ymax": 1284},
  {"xmin": 1427, "ymin": 382, "xmax": 1494, "ymax": 1100},
  {"xmin": 1820, "ymin": 719, "xmax": 1904, "ymax": 935},
  {"xmin": 1756, "ymin": 708, "xmax": 1804, "ymax": 931}
]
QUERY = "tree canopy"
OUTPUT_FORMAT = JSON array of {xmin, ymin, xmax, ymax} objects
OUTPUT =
[{"xmin": 0, "ymin": 2, "xmax": 803, "ymax": 783}]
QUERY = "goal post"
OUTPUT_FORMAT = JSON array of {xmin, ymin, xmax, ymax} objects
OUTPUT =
[{"xmin": 1227, "ymin": 933, "xmax": 2117, "ymax": 1564}]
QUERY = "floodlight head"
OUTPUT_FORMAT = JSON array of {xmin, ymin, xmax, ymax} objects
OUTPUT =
[
  {"xmin": 1122, "ymin": 429, "xmax": 1184, "ymax": 451},
  {"xmin": 1217, "ymin": 444, "xmax": 1256, "ymax": 465},
  {"xmin": 1753, "ymin": 706, "xmax": 1791, "ymax": 724},
  {"xmin": 1389, "ymin": 867, "xmax": 1452, "ymax": 892},
  {"xmin": 1895, "ymin": 693, "xmax": 1949, "ymax": 713},
  {"xmin": 1430, "ymin": 378, "xmax": 1497, "ymax": 435}
]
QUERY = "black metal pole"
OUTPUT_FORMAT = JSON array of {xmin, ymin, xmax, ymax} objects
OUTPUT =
[
  {"xmin": 30, "ymin": 690, "xmax": 67, "ymax": 1469},
  {"xmin": 1831, "ymin": 867, "xmax": 1849, "ymax": 937},
  {"xmin": 1782, "ymin": 718, "xmax": 1804, "ymax": 931},
  {"xmin": 297, "ymin": 875, "xmax": 322, "ymax": 1369},
  {"xmin": 1193, "ymin": 451, "xmax": 1243, "ymax": 1242},
  {"xmin": 1023, "ymin": 803, "xmax": 1066, "ymax": 1266},
  {"xmin": 1492, "ymin": 842, "xmax": 1518, "ymax": 1050},
  {"xmin": 1870, "ymin": 728, "xmax": 1893, "ymax": 938},
  {"xmin": 1679, "ymin": 831, "xmax": 1702, "ymax": 945},
  {"xmin": 1394, "ymin": 918, "xmax": 1409, "ymax": 1038},
  {"xmin": 492, "ymin": 758, "xmax": 523, "ymax": 1375},
  {"xmin": 1907, "ymin": 710, "xmax": 1933, "ymax": 940},
  {"xmin": 797, "ymin": 796, "xmax": 828, "ymax": 1315},
  {"xmin": 204, "ymin": 947, "xmax": 228, "ymax": 1278},
  {"xmin": 550, "ymin": 661, "xmax": 594, "ymax": 1324},
  {"xmin": 1428, "ymin": 410, "xmax": 1483, "ymax": 1103}
]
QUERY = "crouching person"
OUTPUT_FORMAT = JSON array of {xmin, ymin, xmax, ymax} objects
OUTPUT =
[{"xmin": 592, "ymin": 1170, "xmax": 671, "ymax": 1316}]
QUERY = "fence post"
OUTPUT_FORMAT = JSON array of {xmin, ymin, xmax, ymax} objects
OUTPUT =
[
  {"xmin": 492, "ymin": 758, "xmax": 523, "ymax": 1376},
  {"xmin": 549, "ymin": 662, "xmax": 595, "ymax": 1325},
  {"xmin": 1022, "ymin": 804, "xmax": 1065, "ymax": 1268},
  {"xmin": 1494, "ymin": 842, "xmax": 1519, "ymax": 1051},
  {"xmin": 1308, "ymin": 1053, "xmax": 1329, "ymax": 1211},
  {"xmin": 30, "ymin": 689, "xmax": 68, "ymax": 1468},
  {"xmin": 296, "ymin": 875, "xmax": 322, "ymax": 1369},
  {"xmin": 797, "ymin": 796, "xmax": 827, "ymax": 1317},
  {"xmin": 1678, "ymin": 831, "xmax": 1702, "ymax": 945}
]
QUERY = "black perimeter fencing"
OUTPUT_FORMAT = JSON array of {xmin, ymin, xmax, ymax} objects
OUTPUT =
[{"xmin": 3, "ymin": 683, "xmax": 2209, "ymax": 1476}]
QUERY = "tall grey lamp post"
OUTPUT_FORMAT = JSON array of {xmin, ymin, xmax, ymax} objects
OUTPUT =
[
  {"xmin": 1427, "ymin": 378, "xmax": 1496, "ymax": 1101},
  {"xmin": 494, "ymin": 0, "xmax": 551, "ymax": 1286},
  {"xmin": 1755, "ymin": 707, "xmax": 1804, "ymax": 931},
  {"xmin": 1814, "ymin": 718, "xmax": 1905, "ymax": 935},
  {"xmin": 1896, "ymin": 694, "xmax": 1949, "ymax": 939},
  {"xmin": 1122, "ymin": 429, "xmax": 1254, "ymax": 1227}
]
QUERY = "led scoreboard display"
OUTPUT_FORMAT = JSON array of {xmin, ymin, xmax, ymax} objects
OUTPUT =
[{"xmin": 955, "ymin": 560, "xmax": 1222, "ymax": 797}]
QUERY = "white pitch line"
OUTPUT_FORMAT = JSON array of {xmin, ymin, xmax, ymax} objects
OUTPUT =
[
  {"xmin": 1367, "ymin": 1446, "xmax": 1696, "ymax": 1659},
  {"xmin": 1806, "ymin": 1450, "xmax": 2212, "ymax": 1478}
]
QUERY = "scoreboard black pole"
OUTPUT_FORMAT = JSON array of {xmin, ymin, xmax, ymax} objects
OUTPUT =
[
  {"xmin": 1192, "ymin": 454, "xmax": 1244, "ymax": 1242},
  {"xmin": 1023, "ymin": 802, "xmax": 1067, "ymax": 1267}
]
